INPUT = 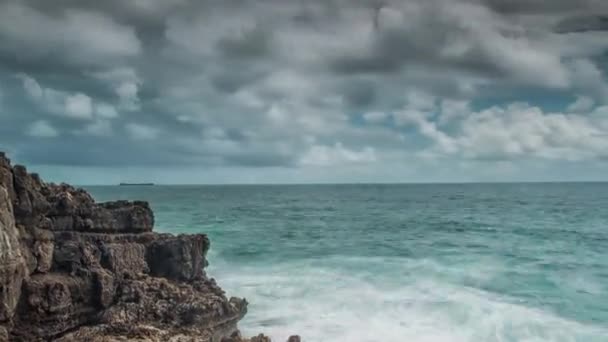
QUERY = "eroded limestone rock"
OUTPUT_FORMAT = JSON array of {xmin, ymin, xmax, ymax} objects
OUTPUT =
[{"xmin": 0, "ymin": 153, "xmax": 298, "ymax": 342}]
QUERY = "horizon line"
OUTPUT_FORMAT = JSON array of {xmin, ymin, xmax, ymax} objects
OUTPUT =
[{"xmin": 77, "ymin": 180, "xmax": 608, "ymax": 187}]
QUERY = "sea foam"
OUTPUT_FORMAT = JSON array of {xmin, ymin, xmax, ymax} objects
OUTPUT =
[{"xmin": 211, "ymin": 256, "xmax": 607, "ymax": 342}]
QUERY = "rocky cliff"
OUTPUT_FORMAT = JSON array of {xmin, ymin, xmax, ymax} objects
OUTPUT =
[{"xmin": 0, "ymin": 152, "xmax": 297, "ymax": 342}]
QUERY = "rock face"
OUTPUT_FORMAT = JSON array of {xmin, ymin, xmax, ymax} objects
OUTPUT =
[{"xmin": 0, "ymin": 153, "xmax": 299, "ymax": 342}]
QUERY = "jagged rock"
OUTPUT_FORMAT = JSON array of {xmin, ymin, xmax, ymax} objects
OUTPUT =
[
  {"xmin": 93, "ymin": 269, "xmax": 116, "ymax": 309},
  {"xmin": 0, "ymin": 186, "xmax": 27, "ymax": 324},
  {"xmin": 221, "ymin": 332, "xmax": 302, "ymax": 342},
  {"xmin": 99, "ymin": 201, "xmax": 154, "ymax": 233},
  {"xmin": 12, "ymin": 165, "xmax": 50, "ymax": 227},
  {"xmin": 17, "ymin": 226, "xmax": 54, "ymax": 274},
  {"xmin": 100, "ymin": 242, "xmax": 149, "ymax": 276},
  {"xmin": 222, "ymin": 332, "xmax": 271, "ymax": 342},
  {"xmin": 0, "ymin": 153, "xmax": 14, "ymax": 202},
  {"xmin": 147, "ymin": 234, "xmax": 209, "ymax": 281},
  {"xmin": 0, "ymin": 325, "xmax": 8, "ymax": 341},
  {"xmin": 0, "ymin": 153, "xmax": 297, "ymax": 342},
  {"xmin": 15, "ymin": 273, "xmax": 97, "ymax": 339}
]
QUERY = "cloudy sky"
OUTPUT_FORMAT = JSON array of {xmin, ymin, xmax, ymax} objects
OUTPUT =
[{"xmin": 1, "ymin": 0, "xmax": 608, "ymax": 184}]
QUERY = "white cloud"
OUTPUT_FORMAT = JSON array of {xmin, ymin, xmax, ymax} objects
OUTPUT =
[
  {"xmin": 405, "ymin": 90, "xmax": 436, "ymax": 111},
  {"xmin": 129, "ymin": 0, "xmax": 189, "ymax": 15},
  {"xmin": 591, "ymin": 105, "xmax": 608, "ymax": 117},
  {"xmin": 17, "ymin": 74, "xmax": 113, "ymax": 120},
  {"xmin": 90, "ymin": 67, "xmax": 140, "ymax": 85},
  {"xmin": 96, "ymin": 103, "xmax": 119, "ymax": 119},
  {"xmin": 17, "ymin": 74, "xmax": 69, "ymax": 116},
  {"xmin": 81, "ymin": 120, "xmax": 113, "ymax": 137},
  {"xmin": 65, "ymin": 93, "xmax": 93, "ymax": 119},
  {"xmin": 125, "ymin": 123, "xmax": 160, "ymax": 140},
  {"xmin": 20, "ymin": 74, "xmax": 43, "ymax": 99},
  {"xmin": 567, "ymin": 95, "xmax": 595, "ymax": 113},
  {"xmin": 363, "ymin": 111, "xmax": 388, "ymax": 123},
  {"xmin": 91, "ymin": 68, "xmax": 141, "ymax": 111},
  {"xmin": 299, "ymin": 142, "xmax": 377, "ymax": 166},
  {"xmin": 394, "ymin": 108, "xmax": 457, "ymax": 154},
  {"xmin": 439, "ymin": 99, "xmax": 470, "ymax": 124},
  {"xmin": 27, "ymin": 120, "xmax": 58, "ymax": 138},
  {"xmin": 116, "ymin": 82, "xmax": 140, "ymax": 111},
  {"xmin": 403, "ymin": 102, "xmax": 608, "ymax": 161}
]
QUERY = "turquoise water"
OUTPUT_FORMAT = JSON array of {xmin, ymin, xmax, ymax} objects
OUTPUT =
[{"xmin": 87, "ymin": 184, "xmax": 608, "ymax": 341}]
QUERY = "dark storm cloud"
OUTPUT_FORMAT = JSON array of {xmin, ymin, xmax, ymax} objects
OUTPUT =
[
  {"xmin": 1, "ymin": 0, "xmax": 608, "ymax": 170},
  {"xmin": 555, "ymin": 15, "xmax": 608, "ymax": 33},
  {"xmin": 478, "ymin": 0, "xmax": 607, "ymax": 14}
]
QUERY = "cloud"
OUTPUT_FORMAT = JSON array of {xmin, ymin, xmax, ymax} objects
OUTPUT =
[
  {"xmin": 327, "ymin": 1, "xmax": 571, "ymax": 88},
  {"xmin": 299, "ymin": 143, "xmax": 377, "ymax": 166},
  {"xmin": 1, "ymin": 0, "xmax": 608, "ymax": 182},
  {"xmin": 439, "ymin": 99, "xmax": 470, "ymax": 124},
  {"xmin": 95, "ymin": 103, "xmax": 119, "ymax": 118},
  {"xmin": 0, "ymin": 2, "xmax": 140, "ymax": 67},
  {"xmin": 363, "ymin": 111, "xmax": 388, "ymax": 123},
  {"xmin": 116, "ymin": 82, "xmax": 140, "ymax": 111},
  {"xmin": 566, "ymin": 59, "xmax": 608, "ymax": 103},
  {"xmin": 17, "ymin": 74, "xmax": 94, "ymax": 119},
  {"xmin": 65, "ymin": 93, "xmax": 93, "ymax": 119},
  {"xmin": 479, "ymin": 0, "xmax": 604, "ymax": 14},
  {"xmin": 125, "ymin": 123, "xmax": 160, "ymax": 140},
  {"xmin": 567, "ymin": 95, "xmax": 595, "ymax": 113},
  {"xmin": 19, "ymin": 73, "xmax": 43, "ymax": 99},
  {"xmin": 91, "ymin": 68, "xmax": 141, "ymax": 111},
  {"xmin": 80, "ymin": 120, "xmax": 113, "ymax": 137},
  {"xmin": 555, "ymin": 15, "xmax": 608, "ymax": 33},
  {"xmin": 27, "ymin": 120, "xmax": 59, "ymax": 138},
  {"xmin": 401, "ymin": 102, "xmax": 608, "ymax": 161}
]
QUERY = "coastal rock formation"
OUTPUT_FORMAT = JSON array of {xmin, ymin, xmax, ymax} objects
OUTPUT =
[{"xmin": 0, "ymin": 152, "xmax": 299, "ymax": 342}]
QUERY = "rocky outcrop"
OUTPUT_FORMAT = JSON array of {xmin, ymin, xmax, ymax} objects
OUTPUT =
[{"xmin": 0, "ymin": 153, "xmax": 299, "ymax": 342}]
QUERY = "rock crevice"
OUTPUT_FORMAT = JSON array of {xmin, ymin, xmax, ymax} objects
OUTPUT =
[{"xmin": 0, "ymin": 153, "xmax": 297, "ymax": 342}]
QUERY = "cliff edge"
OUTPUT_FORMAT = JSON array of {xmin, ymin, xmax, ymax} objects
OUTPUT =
[{"xmin": 0, "ymin": 152, "xmax": 297, "ymax": 342}]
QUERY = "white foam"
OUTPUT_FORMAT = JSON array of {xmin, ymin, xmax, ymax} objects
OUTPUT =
[{"xmin": 209, "ymin": 256, "xmax": 607, "ymax": 342}]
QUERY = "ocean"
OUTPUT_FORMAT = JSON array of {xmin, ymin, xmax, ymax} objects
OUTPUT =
[{"xmin": 86, "ymin": 183, "xmax": 608, "ymax": 342}]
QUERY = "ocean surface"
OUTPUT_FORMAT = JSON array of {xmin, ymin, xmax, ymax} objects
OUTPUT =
[{"xmin": 86, "ymin": 183, "xmax": 608, "ymax": 342}]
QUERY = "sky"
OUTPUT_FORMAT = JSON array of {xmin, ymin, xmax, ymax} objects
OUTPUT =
[{"xmin": 1, "ymin": 0, "xmax": 608, "ymax": 184}]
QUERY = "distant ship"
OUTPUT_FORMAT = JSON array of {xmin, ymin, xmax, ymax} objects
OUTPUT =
[{"xmin": 119, "ymin": 183, "xmax": 155, "ymax": 186}]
